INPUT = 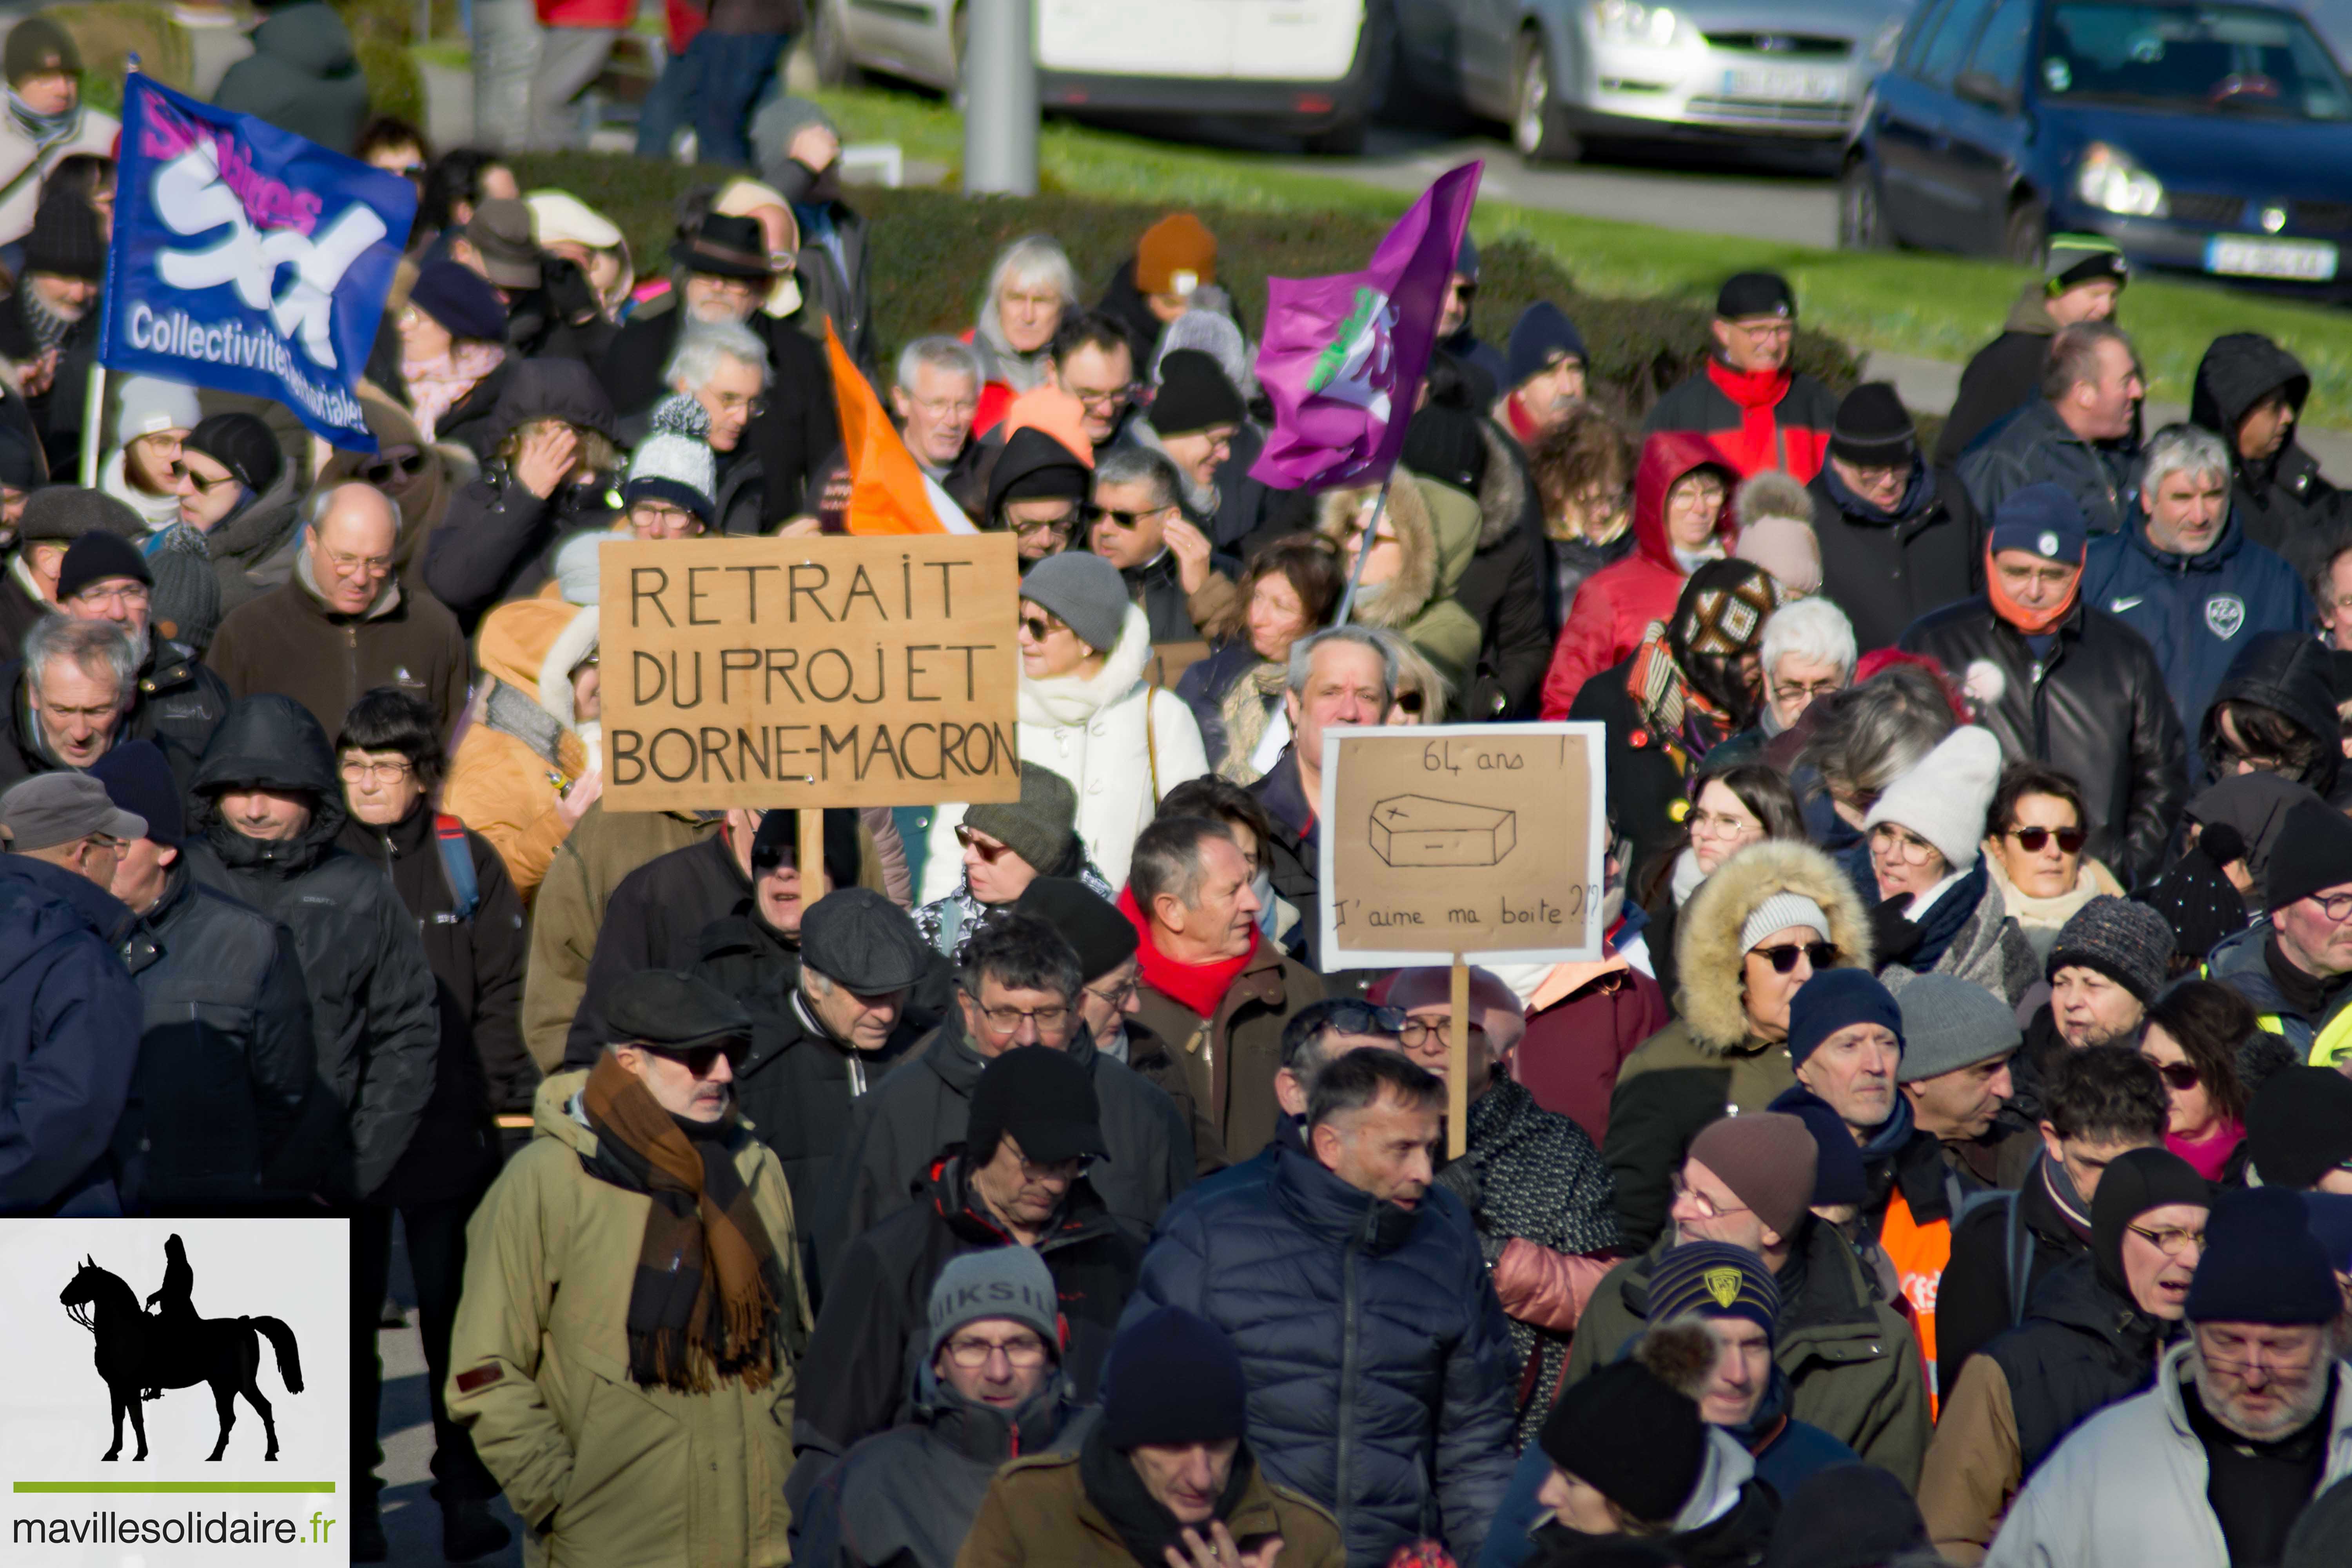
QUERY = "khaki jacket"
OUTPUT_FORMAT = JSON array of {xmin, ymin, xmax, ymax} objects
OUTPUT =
[
  {"xmin": 1131, "ymin": 938, "xmax": 1324, "ymax": 1165},
  {"xmin": 448, "ymin": 1071, "xmax": 813, "ymax": 1568},
  {"xmin": 956, "ymin": 1448, "xmax": 1344, "ymax": 1568}
]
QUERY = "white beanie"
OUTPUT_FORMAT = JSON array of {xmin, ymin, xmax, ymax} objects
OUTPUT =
[
  {"xmin": 621, "ymin": 394, "xmax": 718, "ymax": 524},
  {"xmin": 1864, "ymin": 725, "xmax": 2004, "ymax": 871},
  {"xmin": 526, "ymin": 189, "xmax": 621, "ymax": 251},
  {"xmin": 115, "ymin": 376, "xmax": 202, "ymax": 445}
]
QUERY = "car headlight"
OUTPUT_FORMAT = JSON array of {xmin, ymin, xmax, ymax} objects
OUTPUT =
[
  {"xmin": 1592, "ymin": 0, "xmax": 1684, "ymax": 47},
  {"xmin": 1867, "ymin": 17, "xmax": 1904, "ymax": 67},
  {"xmin": 2074, "ymin": 142, "xmax": 2167, "ymax": 218}
]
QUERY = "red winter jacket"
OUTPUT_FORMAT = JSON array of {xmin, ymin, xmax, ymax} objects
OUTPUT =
[
  {"xmin": 1512, "ymin": 960, "xmax": 1670, "ymax": 1147},
  {"xmin": 1537, "ymin": 431, "xmax": 1739, "ymax": 719},
  {"xmin": 1641, "ymin": 358, "xmax": 1838, "ymax": 481}
]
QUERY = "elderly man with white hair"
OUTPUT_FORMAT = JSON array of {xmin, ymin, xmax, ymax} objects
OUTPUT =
[
  {"xmin": 0, "ymin": 613, "xmax": 135, "ymax": 789},
  {"xmin": 2082, "ymin": 421, "xmax": 2316, "ymax": 739},
  {"xmin": 663, "ymin": 319, "xmax": 776, "ymax": 537},
  {"xmin": 891, "ymin": 336, "xmax": 990, "ymax": 516},
  {"xmin": 1758, "ymin": 597, "xmax": 1857, "ymax": 741}
]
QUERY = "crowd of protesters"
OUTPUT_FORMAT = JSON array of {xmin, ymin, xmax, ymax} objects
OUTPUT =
[{"xmin": 12, "ymin": 5, "xmax": 2352, "ymax": 1568}]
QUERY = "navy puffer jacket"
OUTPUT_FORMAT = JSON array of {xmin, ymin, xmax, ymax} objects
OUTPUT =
[{"xmin": 1123, "ymin": 1142, "xmax": 1519, "ymax": 1565}]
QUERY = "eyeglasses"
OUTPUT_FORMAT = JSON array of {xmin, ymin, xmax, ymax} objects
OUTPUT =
[
  {"xmin": 1019, "ymin": 614, "xmax": 1068, "ymax": 641},
  {"xmin": 1688, "ymin": 806, "xmax": 1761, "ymax": 840},
  {"xmin": 1670, "ymin": 1174, "xmax": 1749, "ymax": 1220},
  {"xmin": 339, "ymin": 757, "xmax": 414, "ymax": 783},
  {"xmin": 907, "ymin": 392, "xmax": 978, "ymax": 420},
  {"xmin": 1448, "ymin": 280, "xmax": 1478, "ymax": 301},
  {"xmin": 1769, "ymin": 676, "xmax": 1844, "ymax": 702},
  {"xmin": 2306, "ymin": 891, "xmax": 2352, "ymax": 922},
  {"xmin": 1085, "ymin": 975, "xmax": 1142, "ymax": 1009},
  {"xmin": 2146, "ymin": 1058, "xmax": 2202, "ymax": 1092},
  {"xmin": 182, "ymin": 467, "xmax": 238, "ymax": 495},
  {"xmin": 2126, "ymin": 1222, "xmax": 2205, "ymax": 1257},
  {"xmin": 2005, "ymin": 825, "xmax": 2087, "ymax": 854},
  {"xmin": 67, "ymin": 583, "xmax": 150, "ymax": 609},
  {"xmin": 1405, "ymin": 1017, "xmax": 1489, "ymax": 1049},
  {"xmin": 1868, "ymin": 823, "xmax": 1942, "ymax": 864},
  {"xmin": 1066, "ymin": 383, "xmax": 1137, "ymax": 412},
  {"xmin": 971, "ymin": 999, "xmax": 1072, "ymax": 1033},
  {"xmin": 955, "ymin": 824, "xmax": 1015, "ymax": 862},
  {"xmin": 1011, "ymin": 515, "xmax": 1077, "ymax": 541},
  {"xmin": 322, "ymin": 546, "xmax": 394, "ymax": 578},
  {"xmin": 1751, "ymin": 940, "xmax": 1836, "ymax": 974},
  {"xmin": 942, "ymin": 1333, "xmax": 1049, "ymax": 1370}
]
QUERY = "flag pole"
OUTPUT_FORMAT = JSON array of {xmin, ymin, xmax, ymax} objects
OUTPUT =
[
  {"xmin": 1333, "ymin": 484, "xmax": 1392, "ymax": 627},
  {"xmin": 81, "ymin": 54, "xmax": 136, "ymax": 489}
]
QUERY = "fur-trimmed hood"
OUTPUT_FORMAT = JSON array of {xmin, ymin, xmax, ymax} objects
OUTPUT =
[
  {"xmin": 1470, "ymin": 418, "xmax": 1531, "ymax": 550},
  {"xmin": 1674, "ymin": 838, "xmax": 1874, "ymax": 1053},
  {"xmin": 1313, "ymin": 472, "xmax": 1481, "ymax": 632},
  {"xmin": 1018, "ymin": 603, "xmax": 1154, "ymax": 728}
]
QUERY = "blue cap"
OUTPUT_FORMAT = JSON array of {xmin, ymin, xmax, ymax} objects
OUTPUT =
[
  {"xmin": 1507, "ymin": 301, "xmax": 1586, "ymax": 388},
  {"xmin": 409, "ymin": 259, "xmax": 509, "ymax": 343},
  {"xmin": 1785, "ymin": 968, "xmax": 1904, "ymax": 1071},
  {"xmin": 1987, "ymin": 482, "xmax": 2089, "ymax": 566}
]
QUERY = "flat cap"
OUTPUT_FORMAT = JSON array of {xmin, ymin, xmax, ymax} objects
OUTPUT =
[
  {"xmin": 801, "ymin": 886, "xmax": 931, "ymax": 993},
  {"xmin": 603, "ymin": 969, "xmax": 751, "ymax": 1052},
  {"xmin": 0, "ymin": 771, "xmax": 144, "ymax": 853}
]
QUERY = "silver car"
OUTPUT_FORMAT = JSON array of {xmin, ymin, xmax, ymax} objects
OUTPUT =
[{"xmin": 1396, "ymin": 0, "xmax": 1915, "ymax": 160}]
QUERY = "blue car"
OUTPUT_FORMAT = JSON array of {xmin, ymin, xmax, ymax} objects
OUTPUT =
[{"xmin": 1840, "ymin": 0, "xmax": 2352, "ymax": 297}]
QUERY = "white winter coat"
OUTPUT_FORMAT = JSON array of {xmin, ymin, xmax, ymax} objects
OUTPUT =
[
  {"xmin": 918, "ymin": 604, "xmax": 1207, "ymax": 901},
  {"xmin": 1986, "ymin": 1340, "xmax": 2352, "ymax": 1568}
]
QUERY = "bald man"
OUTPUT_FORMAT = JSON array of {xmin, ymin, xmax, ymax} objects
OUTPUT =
[{"xmin": 206, "ymin": 482, "xmax": 469, "ymax": 736}]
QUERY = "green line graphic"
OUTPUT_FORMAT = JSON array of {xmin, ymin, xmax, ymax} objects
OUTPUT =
[{"xmin": 13, "ymin": 1482, "xmax": 337, "ymax": 1494}]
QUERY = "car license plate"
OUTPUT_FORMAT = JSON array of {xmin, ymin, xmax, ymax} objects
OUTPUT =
[
  {"xmin": 1719, "ymin": 65, "xmax": 1842, "ymax": 103},
  {"xmin": 2204, "ymin": 235, "xmax": 2339, "ymax": 281}
]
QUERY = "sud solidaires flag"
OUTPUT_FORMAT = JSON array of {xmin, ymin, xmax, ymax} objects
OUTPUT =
[
  {"xmin": 826, "ymin": 319, "xmax": 975, "ymax": 534},
  {"xmin": 99, "ymin": 73, "xmax": 416, "ymax": 450},
  {"xmin": 1250, "ymin": 161, "xmax": 1482, "ymax": 490}
]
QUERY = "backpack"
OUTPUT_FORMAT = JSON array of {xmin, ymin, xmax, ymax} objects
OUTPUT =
[
  {"xmin": 433, "ymin": 814, "xmax": 479, "ymax": 922},
  {"xmin": 1953, "ymin": 1185, "xmax": 2039, "ymax": 1332}
]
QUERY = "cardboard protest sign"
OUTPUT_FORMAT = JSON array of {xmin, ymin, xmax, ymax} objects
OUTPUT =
[
  {"xmin": 598, "ymin": 534, "xmax": 1024, "ymax": 811},
  {"xmin": 1318, "ymin": 723, "xmax": 1606, "ymax": 968}
]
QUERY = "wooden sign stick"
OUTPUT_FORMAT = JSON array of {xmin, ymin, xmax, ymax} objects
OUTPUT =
[
  {"xmin": 1448, "ymin": 951, "xmax": 1469, "ymax": 1161},
  {"xmin": 800, "ymin": 810, "xmax": 828, "ymax": 902}
]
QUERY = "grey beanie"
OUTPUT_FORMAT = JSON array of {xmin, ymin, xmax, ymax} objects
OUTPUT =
[
  {"xmin": 2048, "ymin": 895, "xmax": 2175, "ymax": 1002},
  {"xmin": 1019, "ymin": 551, "xmax": 1130, "ymax": 654},
  {"xmin": 551, "ymin": 529, "xmax": 605, "ymax": 606},
  {"xmin": 962, "ymin": 762, "xmax": 1080, "ymax": 877},
  {"xmin": 927, "ymin": 1247, "xmax": 1060, "ymax": 1363},
  {"xmin": 1893, "ymin": 973, "xmax": 2023, "ymax": 1083},
  {"xmin": 147, "ymin": 525, "xmax": 221, "ymax": 653},
  {"xmin": 18, "ymin": 485, "xmax": 143, "ymax": 544}
]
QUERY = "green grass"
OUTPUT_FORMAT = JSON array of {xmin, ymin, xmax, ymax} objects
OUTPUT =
[{"xmin": 805, "ymin": 83, "xmax": 2352, "ymax": 424}]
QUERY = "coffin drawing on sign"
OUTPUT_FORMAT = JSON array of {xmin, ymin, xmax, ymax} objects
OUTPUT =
[{"xmin": 1368, "ymin": 795, "xmax": 1518, "ymax": 868}]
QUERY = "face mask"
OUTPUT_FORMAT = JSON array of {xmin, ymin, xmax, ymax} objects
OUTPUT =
[{"xmin": 1252, "ymin": 868, "xmax": 1278, "ymax": 936}]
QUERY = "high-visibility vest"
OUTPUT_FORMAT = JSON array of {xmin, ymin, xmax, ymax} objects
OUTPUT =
[{"xmin": 1881, "ymin": 1186, "xmax": 1952, "ymax": 1418}]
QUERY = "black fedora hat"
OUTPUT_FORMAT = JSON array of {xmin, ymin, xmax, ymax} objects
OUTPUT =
[{"xmin": 671, "ymin": 214, "xmax": 776, "ymax": 280}]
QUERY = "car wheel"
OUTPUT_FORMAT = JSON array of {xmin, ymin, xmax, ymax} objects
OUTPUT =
[
  {"xmin": 809, "ymin": 0, "xmax": 860, "ymax": 87},
  {"xmin": 1513, "ymin": 36, "xmax": 1582, "ymax": 163},
  {"xmin": 2004, "ymin": 197, "xmax": 2048, "ymax": 268},
  {"xmin": 1839, "ymin": 158, "xmax": 1889, "ymax": 249}
]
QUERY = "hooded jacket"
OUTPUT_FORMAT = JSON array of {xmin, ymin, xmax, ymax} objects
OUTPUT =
[
  {"xmin": 0, "ymin": 853, "xmax": 145, "ymax": 1216},
  {"xmin": 1808, "ymin": 457, "xmax": 1984, "ymax": 653},
  {"xmin": 794, "ymin": 1367, "xmax": 1083, "ymax": 1568},
  {"xmin": 2197, "ymin": 630, "xmax": 2342, "ymax": 798},
  {"xmin": 1938, "ymin": 286, "xmax": 2067, "ymax": 466},
  {"xmin": 442, "ymin": 597, "xmax": 600, "ymax": 902},
  {"xmin": 1900, "ymin": 597, "xmax": 2185, "ymax": 888},
  {"xmin": 1604, "ymin": 839, "xmax": 1874, "ymax": 1248},
  {"xmin": 1312, "ymin": 472, "xmax": 1484, "ymax": 706},
  {"xmin": 446, "ymin": 1071, "xmax": 810, "ymax": 1568},
  {"xmin": 0, "ymin": 97, "xmax": 114, "ymax": 251},
  {"xmin": 1984, "ymin": 1341, "xmax": 2352, "ymax": 1568},
  {"xmin": 167, "ymin": 448, "xmax": 305, "ymax": 620},
  {"xmin": 1120, "ymin": 1141, "xmax": 1521, "ymax": 1566},
  {"xmin": 915, "ymin": 606, "xmax": 1207, "ymax": 901},
  {"xmin": 2081, "ymin": 510, "xmax": 2314, "ymax": 744},
  {"xmin": 1642, "ymin": 356, "xmax": 1838, "ymax": 481},
  {"xmin": 205, "ymin": 551, "xmax": 471, "ymax": 742},
  {"xmin": 424, "ymin": 361, "xmax": 624, "ymax": 628},
  {"xmin": 210, "ymin": 2, "xmax": 372, "ymax": 153},
  {"xmin": 1539, "ymin": 433, "xmax": 1740, "ymax": 719},
  {"xmin": 2191, "ymin": 333, "xmax": 2346, "ymax": 572},
  {"xmin": 1409, "ymin": 417, "xmax": 1555, "ymax": 719},
  {"xmin": 181, "ymin": 695, "xmax": 440, "ymax": 1198},
  {"xmin": 1957, "ymin": 399, "xmax": 2134, "ymax": 537}
]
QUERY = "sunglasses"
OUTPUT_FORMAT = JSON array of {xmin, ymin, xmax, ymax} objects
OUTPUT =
[
  {"xmin": 361, "ymin": 445, "xmax": 427, "ymax": 487},
  {"xmin": 955, "ymin": 824, "xmax": 1014, "ymax": 861},
  {"xmin": 2148, "ymin": 1058, "xmax": 2202, "ymax": 1092},
  {"xmin": 2005, "ymin": 825, "xmax": 2087, "ymax": 854},
  {"xmin": 1751, "ymin": 941, "xmax": 1837, "ymax": 974},
  {"xmin": 1394, "ymin": 691, "xmax": 1424, "ymax": 715},
  {"xmin": 1019, "ymin": 615, "xmax": 1065, "ymax": 641},
  {"xmin": 1087, "ymin": 505, "xmax": 1159, "ymax": 528},
  {"xmin": 645, "ymin": 1040, "xmax": 746, "ymax": 1077}
]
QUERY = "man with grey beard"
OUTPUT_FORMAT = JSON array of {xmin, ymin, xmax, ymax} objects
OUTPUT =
[
  {"xmin": 1986, "ymin": 1186, "xmax": 2352, "ymax": 1568},
  {"xmin": 43, "ymin": 530, "xmax": 227, "ymax": 788}
]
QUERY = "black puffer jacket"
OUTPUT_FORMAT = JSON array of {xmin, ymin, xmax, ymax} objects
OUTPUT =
[
  {"xmin": 422, "ymin": 359, "xmax": 622, "ymax": 630},
  {"xmin": 1983, "ymin": 1253, "xmax": 2174, "ymax": 1479},
  {"xmin": 338, "ymin": 802, "xmax": 529, "ymax": 1204},
  {"xmin": 2191, "ymin": 332, "xmax": 2348, "ymax": 575},
  {"xmin": 1956, "ymin": 399, "xmax": 2134, "ymax": 537},
  {"xmin": 130, "ymin": 861, "xmax": 333, "ymax": 1208},
  {"xmin": 1900, "ymin": 597, "xmax": 2185, "ymax": 887},
  {"xmin": 1809, "ymin": 460, "xmax": 1983, "ymax": 653},
  {"xmin": 2198, "ymin": 628, "xmax": 2343, "ymax": 798},
  {"xmin": 181, "ymin": 695, "xmax": 440, "ymax": 1199}
]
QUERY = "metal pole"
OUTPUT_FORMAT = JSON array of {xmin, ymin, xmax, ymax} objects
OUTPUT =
[
  {"xmin": 1447, "ymin": 953, "xmax": 1469, "ymax": 1160},
  {"xmin": 1333, "ymin": 485, "xmax": 1391, "ymax": 626},
  {"xmin": 77, "ymin": 363, "xmax": 105, "ymax": 489},
  {"xmin": 962, "ymin": 0, "xmax": 1037, "ymax": 196}
]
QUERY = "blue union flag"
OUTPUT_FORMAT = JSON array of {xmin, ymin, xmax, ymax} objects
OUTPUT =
[{"xmin": 99, "ymin": 73, "xmax": 416, "ymax": 450}]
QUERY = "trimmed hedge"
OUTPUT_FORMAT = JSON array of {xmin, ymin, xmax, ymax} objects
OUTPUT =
[
  {"xmin": 41, "ymin": 4, "xmax": 195, "ymax": 114},
  {"xmin": 509, "ymin": 153, "xmax": 1866, "ymax": 420}
]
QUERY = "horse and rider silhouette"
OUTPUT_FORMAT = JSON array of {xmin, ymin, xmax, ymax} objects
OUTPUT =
[{"xmin": 60, "ymin": 1236, "xmax": 303, "ymax": 1462}]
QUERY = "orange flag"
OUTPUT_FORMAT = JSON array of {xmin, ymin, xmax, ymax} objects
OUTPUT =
[{"xmin": 826, "ymin": 319, "xmax": 952, "ymax": 535}]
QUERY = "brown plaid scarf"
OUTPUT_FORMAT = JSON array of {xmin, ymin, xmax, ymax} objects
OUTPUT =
[{"xmin": 582, "ymin": 1054, "xmax": 784, "ymax": 1392}]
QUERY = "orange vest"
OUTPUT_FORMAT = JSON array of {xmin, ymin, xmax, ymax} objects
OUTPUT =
[{"xmin": 1881, "ymin": 1187, "xmax": 1952, "ymax": 1416}]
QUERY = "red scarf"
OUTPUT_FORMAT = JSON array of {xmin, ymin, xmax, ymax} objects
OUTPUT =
[
  {"xmin": 1984, "ymin": 543, "xmax": 2082, "ymax": 635},
  {"xmin": 1118, "ymin": 884, "xmax": 1258, "ymax": 1019},
  {"xmin": 1504, "ymin": 391, "xmax": 1543, "ymax": 446},
  {"xmin": 1704, "ymin": 359, "xmax": 1792, "ymax": 478}
]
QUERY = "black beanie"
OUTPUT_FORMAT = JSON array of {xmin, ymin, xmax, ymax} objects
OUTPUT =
[
  {"xmin": 90, "ymin": 740, "xmax": 182, "ymax": 847},
  {"xmin": 1014, "ymin": 876, "xmax": 1138, "ymax": 982},
  {"xmin": 2247, "ymin": 1066, "xmax": 2352, "ymax": 1189},
  {"xmin": 54, "ymin": 530, "xmax": 152, "ymax": 601},
  {"xmin": 2185, "ymin": 1185, "xmax": 2343, "ymax": 1326},
  {"xmin": 23, "ymin": 190, "xmax": 105, "ymax": 281},
  {"xmin": 1760, "ymin": 1464, "xmax": 1927, "ymax": 1568},
  {"xmin": 183, "ymin": 413, "xmax": 284, "ymax": 497},
  {"xmin": 1401, "ymin": 402, "xmax": 1488, "ymax": 494},
  {"xmin": 1827, "ymin": 383, "xmax": 1915, "ymax": 468},
  {"xmin": 1150, "ymin": 349, "xmax": 1244, "ymax": 437},
  {"xmin": 1715, "ymin": 270, "xmax": 1793, "ymax": 320},
  {"xmin": 965, "ymin": 1045, "xmax": 1107, "ymax": 1167},
  {"xmin": 1539, "ymin": 1359, "xmax": 1706, "ymax": 1526},
  {"xmin": 4, "ymin": 18, "xmax": 80, "ymax": 86},
  {"xmin": 2264, "ymin": 798, "xmax": 2352, "ymax": 912},
  {"xmin": 1101, "ymin": 1306, "xmax": 1248, "ymax": 1449},
  {"xmin": 2089, "ymin": 1147, "xmax": 2209, "ymax": 1298}
]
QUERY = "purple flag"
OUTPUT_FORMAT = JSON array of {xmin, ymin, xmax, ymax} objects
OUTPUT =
[{"xmin": 1249, "ymin": 161, "xmax": 1482, "ymax": 491}]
